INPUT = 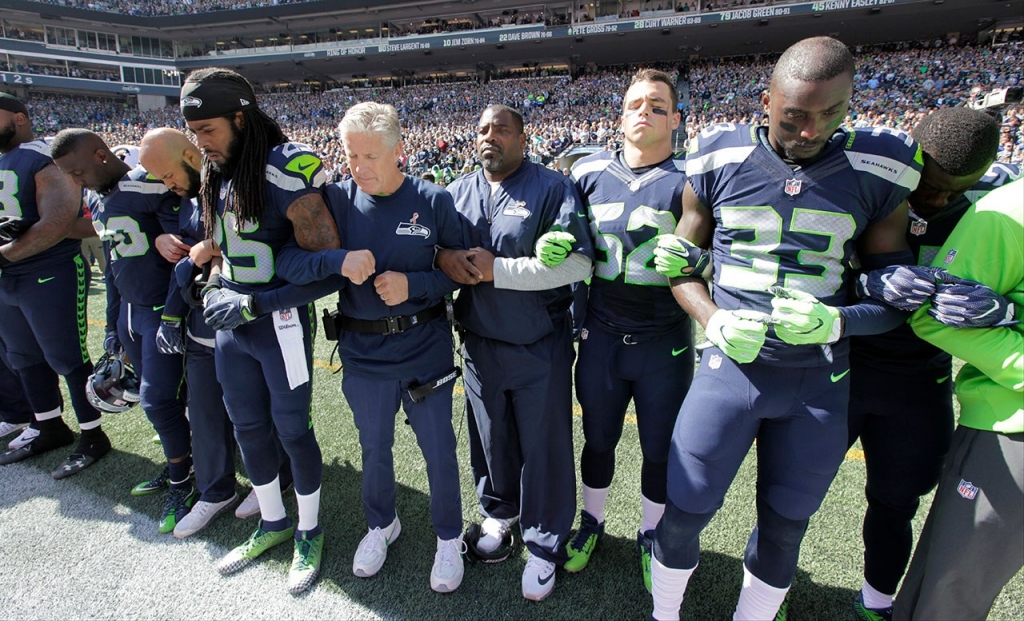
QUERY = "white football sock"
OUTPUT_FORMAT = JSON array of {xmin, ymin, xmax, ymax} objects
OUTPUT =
[
  {"xmin": 734, "ymin": 564, "xmax": 789, "ymax": 620},
  {"xmin": 652, "ymin": 556, "xmax": 696, "ymax": 621},
  {"xmin": 582, "ymin": 484, "xmax": 609, "ymax": 524},
  {"xmin": 34, "ymin": 408, "xmax": 61, "ymax": 422},
  {"xmin": 296, "ymin": 486, "xmax": 321, "ymax": 532},
  {"xmin": 79, "ymin": 419, "xmax": 102, "ymax": 431},
  {"xmin": 861, "ymin": 579, "xmax": 893, "ymax": 609},
  {"xmin": 253, "ymin": 476, "xmax": 287, "ymax": 523},
  {"xmin": 641, "ymin": 495, "xmax": 665, "ymax": 534}
]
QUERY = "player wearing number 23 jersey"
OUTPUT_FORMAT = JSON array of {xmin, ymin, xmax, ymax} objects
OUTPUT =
[{"xmin": 650, "ymin": 36, "xmax": 923, "ymax": 621}]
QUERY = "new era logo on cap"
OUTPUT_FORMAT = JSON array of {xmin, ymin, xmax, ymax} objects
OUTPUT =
[{"xmin": 240, "ymin": 98, "xmax": 250, "ymax": 106}]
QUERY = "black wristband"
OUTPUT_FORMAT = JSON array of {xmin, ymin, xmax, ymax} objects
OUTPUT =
[{"xmin": 249, "ymin": 294, "xmax": 262, "ymax": 317}]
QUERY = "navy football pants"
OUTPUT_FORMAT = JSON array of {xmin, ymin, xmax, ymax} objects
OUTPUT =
[
  {"xmin": 848, "ymin": 364, "xmax": 954, "ymax": 595},
  {"xmin": 120, "ymin": 302, "xmax": 190, "ymax": 461},
  {"xmin": 656, "ymin": 346, "xmax": 850, "ymax": 587},
  {"xmin": 575, "ymin": 316, "xmax": 693, "ymax": 503},
  {"xmin": 215, "ymin": 306, "xmax": 321, "ymax": 496}
]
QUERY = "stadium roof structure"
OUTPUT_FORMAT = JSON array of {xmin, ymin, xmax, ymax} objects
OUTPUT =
[{"xmin": 0, "ymin": 0, "xmax": 1021, "ymax": 94}]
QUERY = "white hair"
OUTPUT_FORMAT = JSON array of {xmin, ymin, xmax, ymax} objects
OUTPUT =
[{"xmin": 337, "ymin": 102, "xmax": 402, "ymax": 149}]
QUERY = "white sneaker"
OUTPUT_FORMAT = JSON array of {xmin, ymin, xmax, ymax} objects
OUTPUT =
[
  {"xmin": 478, "ymin": 516, "xmax": 518, "ymax": 553},
  {"xmin": 235, "ymin": 488, "xmax": 261, "ymax": 519},
  {"xmin": 173, "ymin": 494, "xmax": 238, "ymax": 539},
  {"xmin": 0, "ymin": 422, "xmax": 28, "ymax": 440},
  {"xmin": 352, "ymin": 516, "xmax": 401, "ymax": 578},
  {"xmin": 431, "ymin": 535, "xmax": 467, "ymax": 593},
  {"xmin": 522, "ymin": 553, "xmax": 556, "ymax": 602},
  {"xmin": 8, "ymin": 426, "xmax": 39, "ymax": 450}
]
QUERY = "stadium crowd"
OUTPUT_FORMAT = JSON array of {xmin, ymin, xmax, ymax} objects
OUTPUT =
[{"xmin": 20, "ymin": 39, "xmax": 1024, "ymax": 180}]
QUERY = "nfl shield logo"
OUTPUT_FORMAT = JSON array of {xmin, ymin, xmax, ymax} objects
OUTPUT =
[
  {"xmin": 709, "ymin": 354, "xmax": 723, "ymax": 370},
  {"xmin": 784, "ymin": 178, "xmax": 802, "ymax": 196},
  {"xmin": 910, "ymin": 220, "xmax": 927, "ymax": 236},
  {"xmin": 957, "ymin": 479, "xmax": 979, "ymax": 500},
  {"xmin": 279, "ymin": 309, "xmax": 292, "ymax": 321},
  {"xmin": 944, "ymin": 249, "xmax": 958, "ymax": 264}
]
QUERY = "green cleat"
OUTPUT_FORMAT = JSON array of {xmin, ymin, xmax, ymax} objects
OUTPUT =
[
  {"xmin": 131, "ymin": 466, "xmax": 170, "ymax": 496},
  {"xmin": 853, "ymin": 592, "xmax": 893, "ymax": 621},
  {"xmin": 288, "ymin": 530, "xmax": 325, "ymax": 595},
  {"xmin": 219, "ymin": 522, "xmax": 296, "ymax": 575},
  {"xmin": 564, "ymin": 510, "xmax": 604, "ymax": 573},
  {"xmin": 637, "ymin": 529, "xmax": 655, "ymax": 594},
  {"xmin": 775, "ymin": 593, "xmax": 790, "ymax": 621},
  {"xmin": 158, "ymin": 485, "xmax": 198, "ymax": 534}
]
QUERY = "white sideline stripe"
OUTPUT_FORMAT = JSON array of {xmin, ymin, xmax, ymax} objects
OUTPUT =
[{"xmin": 0, "ymin": 463, "xmax": 380, "ymax": 620}]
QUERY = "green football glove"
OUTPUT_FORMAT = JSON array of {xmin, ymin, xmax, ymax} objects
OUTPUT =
[
  {"xmin": 705, "ymin": 308, "xmax": 772, "ymax": 364},
  {"xmin": 769, "ymin": 286, "xmax": 843, "ymax": 345},
  {"xmin": 535, "ymin": 231, "xmax": 576, "ymax": 267},
  {"xmin": 653, "ymin": 234, "xmax": 711, "ymax": 278}
]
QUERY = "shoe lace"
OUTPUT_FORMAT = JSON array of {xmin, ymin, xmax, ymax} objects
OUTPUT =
[
  {"xmin": 359, "ymin": 528, "xmax": 387, "ymax": 560},
  {"xmin": 436, "ymin": 538, "xmax": 467, "ymax": 570},
  {"xmin": 294, "ymin": 537, "xmax": 315, "ymax": 569},
  {"xmin": 524, "ymin": 554, "xmax": 553, "ymax": 574},
  {"xmin": 569, "ymin": 518, "xmax": 601, "ymax": 552},
  {"xmin": 164, "ymin": 487, "xmax": 192, "ymax": 517}
]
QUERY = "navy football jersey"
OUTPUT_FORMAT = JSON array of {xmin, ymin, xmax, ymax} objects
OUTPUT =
[
  {"xmin": 0, "ymin": 139, "xmax": 82, "ymax": 276},
  {"xmin": 572, "ymin": 150, "xmax": 689, "ymax": 334},
  {"xmin": 852, "ymin": 161, "xmax": 1021, "ymax": 374},
  {"xmin": 214, "ymin": 142, "xmax": 326, "ymax": 295},
  {"xmin": 95, "ymin": 166, "xmax": 186, "ymax": 307},
  {"xmin": 687, "ymin": 124, "xmax": 923, "ymax": 365},
  {"xmin": 446, "ymin": 160, "xmax": 593, "ymax": 345}
]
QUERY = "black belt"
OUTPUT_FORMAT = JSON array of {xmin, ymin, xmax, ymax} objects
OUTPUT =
[{"xmin": 338, "ymin": 303, "xmax": 446, "ymax": 335}]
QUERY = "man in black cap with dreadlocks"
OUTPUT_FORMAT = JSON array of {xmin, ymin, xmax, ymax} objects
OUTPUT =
[{"xmin": 179, "ymin": 67, "xmax": 341, "ymax": 595}]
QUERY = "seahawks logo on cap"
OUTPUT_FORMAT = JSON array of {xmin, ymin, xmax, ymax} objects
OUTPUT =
[{"xmin": 181, "ymin": 96, "xmax": 202, "ymax": 108}]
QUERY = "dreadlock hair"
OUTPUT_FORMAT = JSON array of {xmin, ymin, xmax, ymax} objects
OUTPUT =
[
  {"xmin": 912, "ymin": 107, "xmax": 1000, "ymax": 176},
  {"xmin": 771, "ymin": 36, "xmax": 854, "ymax": 88},
  {"xmin": 189, "ymin": 69, "xmax": 289, "ymax": 238}
]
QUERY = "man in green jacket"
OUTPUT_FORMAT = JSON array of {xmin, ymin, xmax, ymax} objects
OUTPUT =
[{"xmin": 895, "ymin": 178, "xmax": 1024, "ymax": 620}]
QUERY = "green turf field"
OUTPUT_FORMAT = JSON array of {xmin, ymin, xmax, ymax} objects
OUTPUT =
[{"xmin": 0, "ymin": 273, "xmax": 1020, "ymax": 620}]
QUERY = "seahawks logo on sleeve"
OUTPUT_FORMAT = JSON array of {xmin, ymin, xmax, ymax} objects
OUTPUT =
[{"xmin": 267, "ymin": 143, "xmax": 327, "ymax": 191}]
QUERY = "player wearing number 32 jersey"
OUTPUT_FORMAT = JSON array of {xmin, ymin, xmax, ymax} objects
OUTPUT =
[{"xmin": 650, "ymin": 37, "xmax": 923, "ymax": 621}]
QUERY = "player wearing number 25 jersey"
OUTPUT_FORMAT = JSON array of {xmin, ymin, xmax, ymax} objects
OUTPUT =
[
  {"xmin": 650, "ymin": 37, "xmax": 922, "ymax": 621},
  {"xmin": 565, "ymin": 70, "xmax": 693, "ymax": 593},
  {"xmin": 181, "ymin": 68, "xmax": 341, "ymax": 594}
]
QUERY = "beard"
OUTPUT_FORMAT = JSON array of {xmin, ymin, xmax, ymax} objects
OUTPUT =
[
  {"xmin": 210, "ymin": 122, "xmax": 244, "ymax": 180},
  {"xmin": 183, "ymin": 160, "xmax": 202, "ymax": 199},
  {"xmin": 0, "ymin": 120, "xmax": 17, "ymax": 152}
]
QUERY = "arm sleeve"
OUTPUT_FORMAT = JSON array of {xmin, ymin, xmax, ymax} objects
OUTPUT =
[
  {"xmin": 253, "ymin": 279, "xmax": 343, "ymax": 314},
  {"xmin": 493, "ymin": 252, "xmax": 592, "ymax": 291},
  {"xmin": 275, "ymin": 239, "xmax": 348, "ymax": 286},
  {"xmin": 910, "ymin": 203, "xmax": 1024, "ymax": 392},
  {"xmin": 162, "ymin": 274, "xmax": 188, "ymax": 321}
]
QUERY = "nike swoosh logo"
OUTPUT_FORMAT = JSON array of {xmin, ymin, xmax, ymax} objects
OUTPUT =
[
  {"xmin": 672, "ymin": 347, "xmax": 689, "ymax": 357},
  {"xmin": 172, "ymin": 205, "xmax": 180, "ymax": 212},
  {"xmin": 297, "ymin": 162, "xmax": 316, "ymax": 171},
  {"xmin": 577, "ymin": 212, "xmax": 587, "ymax": 218},
  {"xmin": 38, "ymin": 277, "xmax": 55, "ymax": 283},
  {"xmin": 153, "ymin": 305, "xmax": 165, "ymax": 312},
  {"xmin": 937, "ymin": 375, "xmax": 950, "ymax": 384},
  {"xmin": 830, "ymin": 369, "xmax": 851, "ymax": 383},
  {"xmin": 537, "ymin": 570, "xmax": 555, "ymax": 586}
]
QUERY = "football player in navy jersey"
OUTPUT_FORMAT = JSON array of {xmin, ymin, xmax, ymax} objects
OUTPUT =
[
  {"xmin": 275, "ymin": 102, "xmax": 469, "ymax": 593},
  {"xmin": 437, "ymin": 105, "xmax": 593, "ymax": 602},
  {"xmin": 52, "ymin": 129, "xmax": 196, "ymax": 534},
  {"xmin": 562, "ymin": 69, "xmax": 693, "ymax": 592},
  {"xmin": 0, "ymin": 93, "xmax": 111, "ymax": 479},
  {"xmin": 649, "ymin": 37, "xmax": 923, "ymax": 620},
  {"xmin": 848, "ymin": 107, "xmax": 1020, "ymax": 620},
  {"xmin": 179, "ymin": 68, "xmax": 340, "ymax": 595}
]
